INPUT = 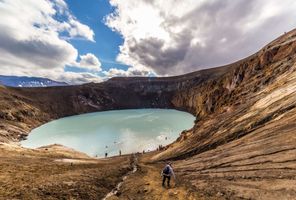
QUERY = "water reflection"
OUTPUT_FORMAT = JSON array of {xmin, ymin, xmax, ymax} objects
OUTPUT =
[{"xmin": 22, "ymin": 109, "xmax": 194, "ymax": 157}]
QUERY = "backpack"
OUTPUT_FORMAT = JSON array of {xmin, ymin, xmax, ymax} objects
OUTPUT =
[{"xmin": 162, "ymin": 165, "xmax": 170, "ymax": 175}]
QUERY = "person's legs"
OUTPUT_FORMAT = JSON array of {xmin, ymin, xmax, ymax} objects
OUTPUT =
[
  {"xmin": 162, "ymin": 175, "xmax": 166, "ymax": 186},
  {"xmin": 167, "ymin": 176, "xmax": 171, "ymax": 187}
]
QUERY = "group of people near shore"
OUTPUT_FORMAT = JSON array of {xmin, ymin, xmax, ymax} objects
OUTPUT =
[{"xmin": 103, "ymin": 142, "xmax": 167, "ymax": 158}]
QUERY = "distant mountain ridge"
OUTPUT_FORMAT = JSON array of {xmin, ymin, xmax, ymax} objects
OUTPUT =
[
  {"xmin": 0, "ymin": 75, "xmax": 68, "ymax": 87},
  {"xmin": 1, "ymin": 29, "xmax": 296, "ymax": 199}
]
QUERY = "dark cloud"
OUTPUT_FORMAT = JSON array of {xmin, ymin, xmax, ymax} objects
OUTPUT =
[
  {"xmin": 128, "ymin": 30, "xmax": 192, "ymax": 75},
  {"xmin": 107, "ymin": 0, "xmax": 296, "ymax": 76},
  {"xmin": 0, "ymin": 28, "xmax": 76, "ymax": 69}
]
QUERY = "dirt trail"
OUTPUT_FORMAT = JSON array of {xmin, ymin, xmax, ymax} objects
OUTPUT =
[
  {"xmin": 103, "ymin": 154, "xmax": 138, "ymax": 200},
  {"xmin": 107, "ymin": 154, "xmax": 209, "ymax": 200}
]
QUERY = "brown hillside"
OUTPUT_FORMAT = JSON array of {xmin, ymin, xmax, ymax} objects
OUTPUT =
[{"xmin": 0, "ymin": 29, "xmax": 296, "ymax": 199}]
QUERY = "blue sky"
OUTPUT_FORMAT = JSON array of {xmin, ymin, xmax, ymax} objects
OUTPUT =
[
  {"xmin": 65, "ymin": 0, "xmax": 296, "ymax": 78},
  {"xmin": 65, "ymin": 0, "xmax": 128, "ymax": 73}
]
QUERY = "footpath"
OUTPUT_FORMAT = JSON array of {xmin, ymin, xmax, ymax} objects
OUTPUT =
[{"xmin": 105, "ymin": 153, "xmax": 204, "ymax": 200}]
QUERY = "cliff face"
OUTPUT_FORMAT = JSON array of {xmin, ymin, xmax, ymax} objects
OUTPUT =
[
  {"xmin": 1, "ymin": 29, "xmax": 296, "ymax": 199},
  {"xmin": 1, "ymin": 29, "xmax": 296, "ymax": 146},
  {"xmin": 153, "ymin": 30, "xmax": 296, "ymax": 199},
  {"xmin": 157, "ymin": 29, "xmax": 296, "ymax": 160}
]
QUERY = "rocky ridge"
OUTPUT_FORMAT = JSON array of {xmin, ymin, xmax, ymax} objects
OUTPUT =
[{"xmin": 0, "ymin": 29, "xmax": 296, "ymax": 199}]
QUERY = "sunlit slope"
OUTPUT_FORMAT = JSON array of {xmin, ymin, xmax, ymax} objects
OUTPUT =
[
  {"xmin": 1, "ymin": 27, "xmax": 296, "ymax": 199},
  {"xmin": 151, "ymin": 29, "xmax": 296, "ymax": 199},
  {"xmin": 155, "ymin": 29, "xmax": 296, "ymax": 160}
]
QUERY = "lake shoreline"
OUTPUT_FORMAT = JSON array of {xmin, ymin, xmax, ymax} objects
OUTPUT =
[{"xmin": 21, "ymin": 109, "xmax": 195, "ymax": 158}]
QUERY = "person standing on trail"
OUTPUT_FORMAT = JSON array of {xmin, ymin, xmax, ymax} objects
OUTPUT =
[{"xmin": 161, "ymin": 162, "xmax": 176, "ymax": 187}]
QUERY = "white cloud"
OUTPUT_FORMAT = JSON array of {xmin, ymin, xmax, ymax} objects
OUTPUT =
[
  {"xmin": 54, "ymin": 71, "xmax": 103, "ymax": 85},
  {"xmin": 52, "ymin": 0, "xmax": 95, "ymax": 41},
  {"xmin": 103, "ymin": 66, "xmax": 152, "ymax": 78},
  {"xmin": 75, "ymin": 53, "xmax": 102, "ymax": 72},
  {"xmin": 0, "ymin": 0, "xmax": 96, "ymax": 84},
  {"xmin": 68, "ymin": 17, "xmax": 95, "ymax": 42},
  {"xmin": 106, "ymin": 0, "xmax": 296, "ymax": 76}
]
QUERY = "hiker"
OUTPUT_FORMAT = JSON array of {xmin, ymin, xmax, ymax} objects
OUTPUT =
[
  {"xmin": 105, "ymin": 152, "xmax": 108, "ymax": 158},
  {"xmin": 158, "ymin": 145, "xmax": 163, "ymax": 151},
  {"xmin": 161, "ymin": 162, "xmax": 176, "ymax": 187},
  {"xmin": 119, "ymin": 150, "xmax": 121, "ymax": 156}
]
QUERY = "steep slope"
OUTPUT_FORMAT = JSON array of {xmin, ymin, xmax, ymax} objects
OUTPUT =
[
  {"xmin": 0, "ymin": 29, "xmax": 296, "ymax": 199},
  {"xmin": 156, "ymin": 29, "xmax": 296, "ymax": 160},
  {"xmin": 1, "ymin": 30, "xmax": 295, "ymax": 144},
  {"xmin": 151, "ymin": 30, "xmax": 296, "ymax": 199}
]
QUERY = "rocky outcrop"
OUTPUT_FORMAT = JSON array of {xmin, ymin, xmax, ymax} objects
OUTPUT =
[
  {"xmin": 0, "ymin": 30, "xmax": 296, "ymax": 145},
  {"xmin": 157, "ymin": 29, "xmax": 296, "ymax": 160},
  {"xmin": 152, "ymin": 30, "xmax": 296, "ymax": 199},
  {"xmin": 1, "ymin": 29, "xmax": 296, "ymax": 199}
]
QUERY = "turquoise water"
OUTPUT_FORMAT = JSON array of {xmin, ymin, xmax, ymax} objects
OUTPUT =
[{"xmin": 21, "ymin": 109, "xmax": 195, "ymax": 157}]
